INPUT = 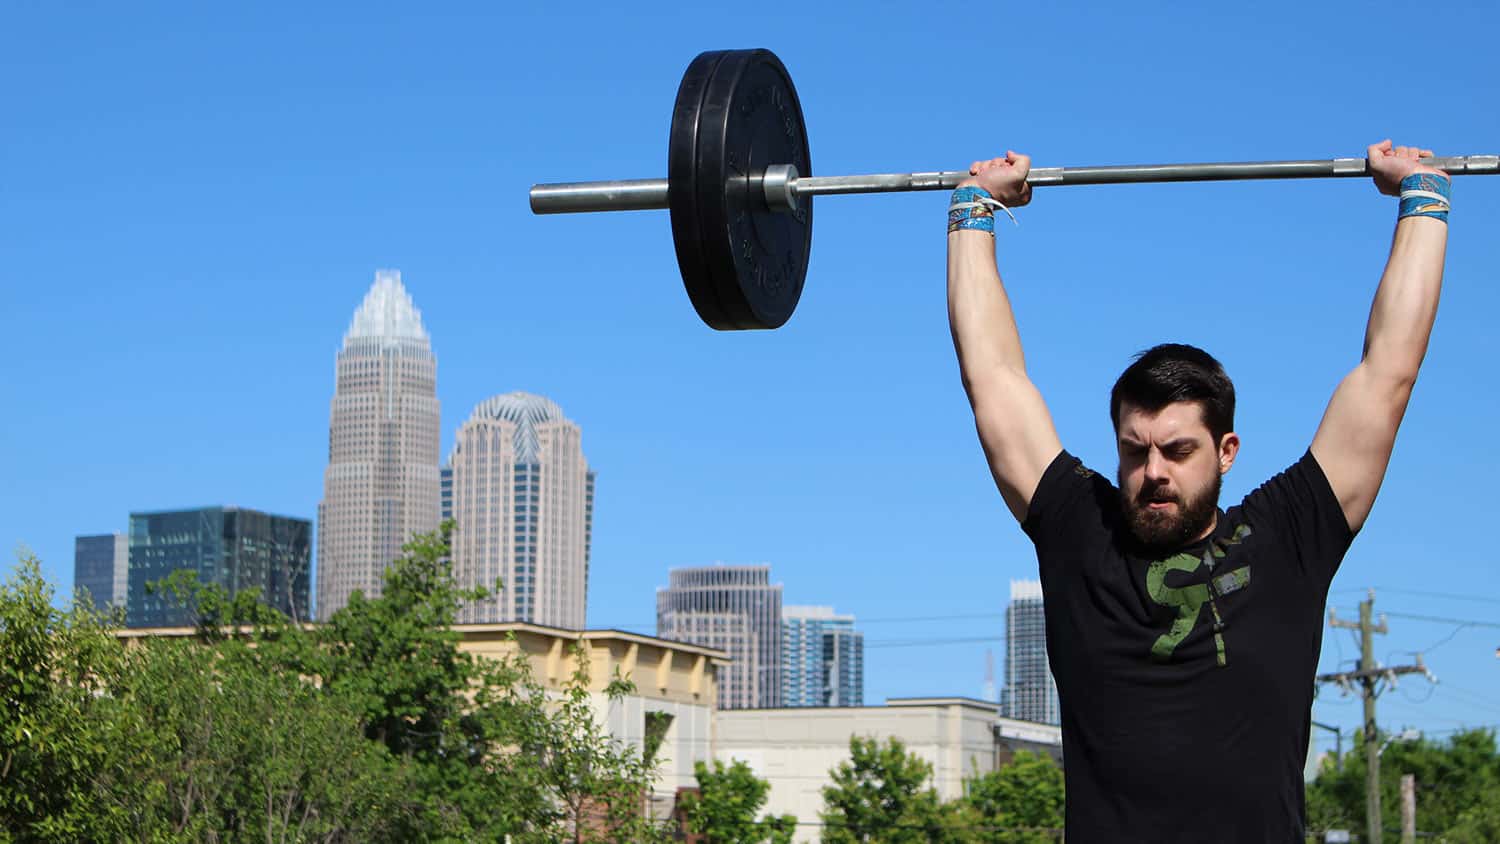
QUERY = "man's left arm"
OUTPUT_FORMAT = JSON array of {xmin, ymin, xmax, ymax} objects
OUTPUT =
[{"xmin": 1311, "ymin": 140, "xmax": 1450, "ymax": 534}]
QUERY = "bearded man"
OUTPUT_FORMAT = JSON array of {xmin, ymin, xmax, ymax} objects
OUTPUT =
[{"xmin": 946, "ymin": 141, "xmax": 1450, "ymax": 842}]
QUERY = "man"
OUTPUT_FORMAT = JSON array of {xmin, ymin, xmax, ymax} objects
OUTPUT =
[{"xmin": 947, "ymin": 141, "xmax": 1449, "ymax": 842}]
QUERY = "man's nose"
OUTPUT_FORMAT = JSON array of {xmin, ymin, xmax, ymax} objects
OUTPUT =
[{"xmin": 1144, "ymin": 449, "xmax": 1169, "ymax": 482}]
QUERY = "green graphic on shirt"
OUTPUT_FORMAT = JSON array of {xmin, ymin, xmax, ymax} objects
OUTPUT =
[
  {"xmin": 1146, "ymin": 553, "xmax": 1213, "ymax": 662},
  {"xmin": 1144, "ymin": 524, "xmax": 1252, "ymax": 666}
]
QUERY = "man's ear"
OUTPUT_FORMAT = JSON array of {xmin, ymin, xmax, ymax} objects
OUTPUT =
[{"xmin": 1217, "ymin": 433, "xmax": 1240, "ymax": 475}]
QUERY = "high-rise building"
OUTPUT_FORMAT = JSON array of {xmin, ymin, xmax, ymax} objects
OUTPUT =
[
  {"xmin": 440, "ymin": 465, "xmax": 454, "ymax": 522},
  {"xmin": 448, "ymin": 392, "xmax": 595, "ymax": 627},
  {"xmin": 126, "ymin": 507, "xmax": 311, "ymax": 628},
  {"xmin": 74, "ymin": 533, "xmax": 127, "ymax": 612},
  {"xmin": 317, "ymin": 270, "xmax": 441, "ymax": 620},
  {"xmin": 657, "ymin": 565, "xmax": 782, "ymax": 710},
  {"xmin": 782, "ymin": 605, "xmax": 864, "ymax": 708},
  {"xmin": 1000, "ymin": 579, "xmax": 1059, "ymax": 725}
]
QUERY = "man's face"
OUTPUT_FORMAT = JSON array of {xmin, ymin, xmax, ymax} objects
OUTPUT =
[{"xmin": 1115, "ymin": 401, "xmax": 1238, "ymax": 552}]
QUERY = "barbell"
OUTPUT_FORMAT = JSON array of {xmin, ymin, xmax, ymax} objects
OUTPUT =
[{"xmin": 529, "ymin": 48, "xmax": 1497, "ymax": 331}]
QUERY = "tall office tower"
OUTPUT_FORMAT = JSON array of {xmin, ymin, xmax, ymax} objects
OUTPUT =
[
  {"xmin": 449, "ymin": 392, "xmax": 595, "ymax": 627},
  {"xmin": 657, "ymin": 565, "xmax": 782, "ymax": 710},
  {"xmin": 782, "ymin": 605, "xmax": 864, "ymax": 708},
  {"xmin": 1000, "ymin": 579, "xmax": 1060, "ymax": 724},
  {"xmin": 317, "ymin": 270, "xmax": 441, "ymax": 620},
  {"xmin": 126, "ymin": 507, "xmax": 311, "ymax": 627},
  {"xmin": 74, "ymin": 533, "xmax": 127, "ymax": 611},
  {"xmin": 440, "ymin": 465, "xmax": 454, "ymax": 522}
]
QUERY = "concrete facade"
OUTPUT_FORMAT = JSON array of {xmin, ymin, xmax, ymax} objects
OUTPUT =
[{"xmin": 715, "ymin": 697, "xmax": 1062, "ymax": 842}]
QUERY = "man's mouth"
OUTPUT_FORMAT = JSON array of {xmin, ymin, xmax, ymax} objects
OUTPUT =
[{"xmin": 1143, "ymin": 492, "xmax": 1177, "ymax": 510}]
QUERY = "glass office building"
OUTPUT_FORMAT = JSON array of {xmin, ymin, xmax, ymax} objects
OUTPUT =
[
  {"xmin": 782, "ymin": 605, "xmax": 864, "ymax": 707},
  {"xmin": 126, "ymin": 507, "xmax": 311, "ymax": 628},
  {"xmin": 1000, "ymin": 579, "xmax": 1060, "ymax": 725},
  {"xmin": 74, "ymin": 533, "xmax": 127, "ymax": 612}
]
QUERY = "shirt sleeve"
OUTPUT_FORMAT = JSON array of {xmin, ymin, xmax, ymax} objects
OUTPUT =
[
  {"xmin": 1023, "ymin": 449, "xmax": 1116, "ymax": 580},
  {"xmin": 1240, "ymin": 450, "xmax": 1356, "ymax": 587}
]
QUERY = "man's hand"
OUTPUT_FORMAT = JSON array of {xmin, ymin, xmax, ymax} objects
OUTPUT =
[
  {"xmin": 1368, "ymin": 139, "xmax": 1448, "ymax": 196},
  {"xmin": 958, "ymin": 151, "xmax": 1033, "ymax": 207}
]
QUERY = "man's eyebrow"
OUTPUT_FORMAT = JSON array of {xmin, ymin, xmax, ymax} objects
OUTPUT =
[{"xmin": 1117, "ymin": 436, "xmax": 1198, "ymax": 449}]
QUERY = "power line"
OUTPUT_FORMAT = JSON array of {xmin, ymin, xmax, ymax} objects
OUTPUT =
[
  {"xmin": 1381, "ymin": 610, "xmax": 1500, "ymax": 630},
  {"xmin": 1369, "ymin": 587, "xmax": 1500, "ymax": 606}
]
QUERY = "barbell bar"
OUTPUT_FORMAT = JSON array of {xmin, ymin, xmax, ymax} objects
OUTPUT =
[
  {"xmin": 531, "ymin": 156, "xmax": 1500, "ymax": 215},
  {"xmin": 528, "ymin": 48, "xmax": 1497, "ymax": 332}
]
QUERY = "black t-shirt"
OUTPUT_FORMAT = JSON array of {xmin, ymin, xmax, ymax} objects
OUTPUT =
[{"xmin": 1023, "ymin": 449, "xmax": 1354, "ymax": 843}]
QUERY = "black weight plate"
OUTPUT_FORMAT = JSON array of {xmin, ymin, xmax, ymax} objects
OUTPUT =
[
  {"xmin": 669, "ymin": 49, "xmax": 813, "ymax": 330},
  {"xmin": 668, "ymin": 51, "xmax": 732, "ymax": 329}
]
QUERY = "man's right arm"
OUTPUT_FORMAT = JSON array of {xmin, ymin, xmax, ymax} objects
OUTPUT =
[{"xmin": 948, "ymin": 152, "xmax": 1062, "ymax": 522}]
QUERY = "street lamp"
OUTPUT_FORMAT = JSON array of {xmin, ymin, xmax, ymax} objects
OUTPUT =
[{"xmin": 1379, "ymin": 728, "xmax": 1422, "ymax": 757}]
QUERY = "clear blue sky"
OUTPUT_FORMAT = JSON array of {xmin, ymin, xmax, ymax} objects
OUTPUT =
[{"xmin": 4, "ymin": 3, "xmax": 1498, "ymax": 752}]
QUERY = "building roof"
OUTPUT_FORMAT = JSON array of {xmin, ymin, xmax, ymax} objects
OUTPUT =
[
  {"xmin": 461, "ymin": 392, "xmax": 569, "ymax": 464},
  {"xmin": 345, "ymin": 269, "xmax": 429, "ymax": 343}
]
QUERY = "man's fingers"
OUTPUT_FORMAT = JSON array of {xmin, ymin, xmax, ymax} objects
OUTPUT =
[{"xmin": 1368, "ymin": 139, "xmax": 1393, "ymax": 158}]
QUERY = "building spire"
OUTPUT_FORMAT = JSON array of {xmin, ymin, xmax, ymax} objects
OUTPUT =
[{"xmin": 345, "ymin": 269, "xmax": 429, "ymax": 343}]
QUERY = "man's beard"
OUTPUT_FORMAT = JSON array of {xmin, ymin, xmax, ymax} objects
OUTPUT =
[{"xmin": 1119, "ymin": 471, "xmax": 1222, "ymax": 553}]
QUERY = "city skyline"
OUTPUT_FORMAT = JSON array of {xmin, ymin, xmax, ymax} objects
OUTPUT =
[{"xmin": 9, "ymin": 4, "xmax": 1500, "ymax": 745}]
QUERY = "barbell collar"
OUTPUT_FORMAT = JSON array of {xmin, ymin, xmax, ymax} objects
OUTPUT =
[{"xmin": 528, "ymin": 155, "xmax": 1498, "ymax": 215}]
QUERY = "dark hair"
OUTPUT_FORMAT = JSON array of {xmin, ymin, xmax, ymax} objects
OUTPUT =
[{"xmin": 1110, "ymin": 343, "xmax": 1236, "ymax": 442}]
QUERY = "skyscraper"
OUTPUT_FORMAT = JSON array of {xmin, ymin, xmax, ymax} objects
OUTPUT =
[
  {"xmin": 1000, "ymin": 579, "xmax": 1059, "ymax": 725},
  {"xmin": 448, "ymin": 392, "xmax": 595, "ymax": 627},
  {"xmin": 317, "ymin": 270, "xmax": 441, "ymax": 620},
  {"xmin": 74, "ymin": 533, "xmax": 127, "ymax": 612},
  {"xmin": 782, "ymin": 605, "xmax": 864, "ymax": 708},
  {"xmin": 657, "ymin": 565, "xmax": 782, "ymax": 710},
  {"xmin": 126, "ymin": 507, "xmax": 311, "ymax": 627}
]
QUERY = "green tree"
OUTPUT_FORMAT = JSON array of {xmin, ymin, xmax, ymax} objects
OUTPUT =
[
  {"xmin": 1, "ymin": 527, "xmax": 672, "ymax": 843},
  {"xmin": 819, "ymin": 736, "xmax": 969, "ymax": 843},
  {"xmin": 1304, "ymin": 727, "xmax": 1500, "ymax": 840},
  {"xmin": 682, "ymin": 758, "xmax": 796, "ymax": 843},
  {"xmin": 0, "ymin": 554, "xmax": 135, "ymax": 841},
  {"xmin": 960, "ymin": 751, "xmax": 1064, "ymax": 843}
]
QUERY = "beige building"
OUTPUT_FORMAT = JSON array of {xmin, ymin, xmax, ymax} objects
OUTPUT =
[
  {"xmin": 657, "ymin": 565, "xmax": 782, "ymax": 710},
  {"xmin": 449, "ymin": 393, "xmax": 594, "ymax": 627},
  {"xmin": 317, "ymin": 270, "xmax": 441, "ymax": 620},
  {"xmin": 459, "ymin": 623, "xmax": 725, "ymax": 813},
  {"xmin": 715, "ymin": 697, "xmax": 1062, "ymax": 842}
]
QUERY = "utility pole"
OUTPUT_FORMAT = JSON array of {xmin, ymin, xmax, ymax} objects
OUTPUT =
[
  {"xmin": 1317, "ymin": 590, "xmax": 1432, "ymax": 844},
  {"xmin": 1400, "ymin": 774, "xmax": 1416, "ymax": 844}
]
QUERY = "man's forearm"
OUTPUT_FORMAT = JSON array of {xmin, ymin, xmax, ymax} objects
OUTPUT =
[
  {"xmin": 1361, "ymin": 216, "xmax": 1447, "ymax": 382},
  {"xmin": 947, "ymin": 230, "xmax": 1028, "ymax": 391}
]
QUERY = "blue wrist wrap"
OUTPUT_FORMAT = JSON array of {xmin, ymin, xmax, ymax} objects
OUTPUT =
[{"xmin": 1398, "ymin": 172, "xmax": 1451, "ymax": 223}]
